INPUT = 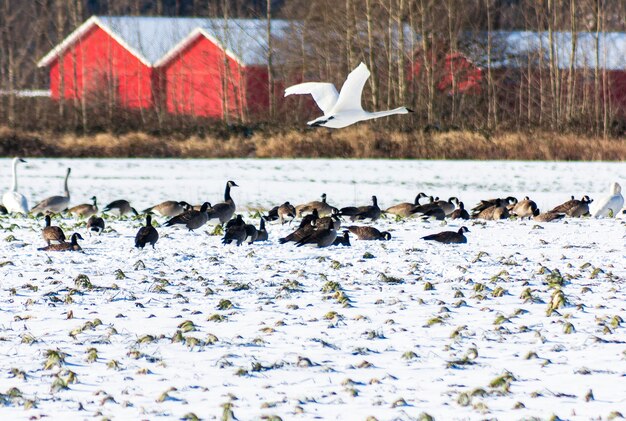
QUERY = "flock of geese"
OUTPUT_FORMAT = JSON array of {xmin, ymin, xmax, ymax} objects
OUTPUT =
[{"xmin": 2, "ymin": 157, "xmax": 625, "ymax": 252}]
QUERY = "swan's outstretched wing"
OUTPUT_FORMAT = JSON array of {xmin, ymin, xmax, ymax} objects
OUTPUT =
[
  {"xmin": 333, "ymin": 62, "xmax": 370, "ymax": 112},
  {"xmin": 284, "ymin": 82, "xmax": 338, "ymax": 115}
]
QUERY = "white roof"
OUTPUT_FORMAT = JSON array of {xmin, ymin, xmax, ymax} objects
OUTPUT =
[
  {"xmin": 38, "ymin": 16, "xmax": 293, "ymax": 68},
  {"xmin": 483, "ymin": 31, "xmax": 626, "ymax": 70}
]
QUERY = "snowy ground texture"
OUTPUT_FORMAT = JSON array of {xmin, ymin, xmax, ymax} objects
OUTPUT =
[{"xmin": 0, "ymin": 158, "xmax": 625, "ymax": 420}]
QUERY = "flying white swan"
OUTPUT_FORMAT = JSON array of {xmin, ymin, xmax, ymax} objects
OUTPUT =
[
  {"xmin": 284, "ymin": 62, "xmax": 412, "ymax": 129},
  {"xmin": 590, "ymin": 182, "xmax": 624, "ymax": 218},
  {"xmin": 2, "ymin": 157, "xmax": 29, "ymax": 214},
  {"xmin": 31, "ymin": 168, "xmax": 72, "ymax": 214}
]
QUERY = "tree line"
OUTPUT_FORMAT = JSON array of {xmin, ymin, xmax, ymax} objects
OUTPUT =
[{"xmin": 0, "ymin": 0, "xmax": 625, "ymax": 138}]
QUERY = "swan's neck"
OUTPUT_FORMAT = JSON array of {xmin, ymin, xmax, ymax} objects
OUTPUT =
[
  {"xmin": 63, "ymin": 171, "xmax": 70, "ymax": 197},
  {"xmin": 11, "ymin": 159, "xmax": 18, "ymax": 191},
  {"xmin": 367, "ymin": 107, "xmax": 410, "ymax": 120}
]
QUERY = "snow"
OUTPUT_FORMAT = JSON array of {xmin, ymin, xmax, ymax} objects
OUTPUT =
[{"xmin": 0, "ymin": 158, "xmax": 625, "ymax": 420}]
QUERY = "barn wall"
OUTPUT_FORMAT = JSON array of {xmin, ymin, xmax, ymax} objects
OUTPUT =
[
  {"xmin": 49, "ymin": 25, "xmax": 154, "ymax": 109},
  {"xmin": 244, "ymin": 66, "xmax": 269, "ymax": 118},
  {"xmin": 162, "ymin": 36, "xmax": 243, "ymax": 119}
]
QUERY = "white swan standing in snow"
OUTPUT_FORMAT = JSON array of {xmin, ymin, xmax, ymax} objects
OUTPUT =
[
  {"xmin": 284, "ymin": 62, "xmax": 413, "ymax": 129},
  {"xmin": 590, "ymin": 182, "xmax": 624, "ymax": 218},
  {"xmin": 2, "ymin": 157, "xmax": 29, "ymax": 214}
]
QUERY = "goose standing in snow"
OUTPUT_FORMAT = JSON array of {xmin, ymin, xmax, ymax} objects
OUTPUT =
[
  {"xmin": 135, "ymin": 214, "xmax": 159, "ymax": 249},
  {"xmin": 68, "ymin": 196, "xmax": 98, "ymax": 218},
  {"xmin": 31, "ymin": 168, "xmax": 71, "ymax": 214},
  {"xmin": 207, "ymin": 180, "xmax": 238, "ymax": 224},
  {"xmin": 590, "ymin": 182, "xmax": 624, "ymax": 218},
  {"xmin": 165, "ymin": 202, "xmax": 211, "ymax": 231},
  {"xmin": 42, "ymin": 214, "xmax": 66, "ymax": 245},
  {"xmin": 295, "ymin": 193, "xmax": 335, "ymax": 217},
  {"xmin": 550, "ymin": 195, "xmax": 592, "ymax": 217},
  {"xmin": 385, "ymin": 192, "xmax": 428, "ymax": 218},
  {"xmin": 143, "ymin": 201, "xmax": 191, "ymax": 217},
  {"xmin": 103, "ymin": 199, "xmax": 138, "ymax": 217},
  {"xmin": 87, "ymin": 215, "xmax": 105, "ymax": 235},
  {"xmin": 284, "ymin": 62, "xmax": 412, "ymax": 129},
  {"xmin": 3, "ymin": 157, "xmax": 29, "ymax": 214}
]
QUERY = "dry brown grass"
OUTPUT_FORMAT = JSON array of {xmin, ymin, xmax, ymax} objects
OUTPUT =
[{"xmin": 0, "ymin": 125, "xmax": 624, "ymax": 160}]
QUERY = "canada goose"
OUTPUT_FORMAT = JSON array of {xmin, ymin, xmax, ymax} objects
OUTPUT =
[
  {"xmin": 339, "ymin": 195, "xmax": 381, "ymax": 221},
  {"xmin": 510, "ymin": 196, "xmax": 538, "ymax": 218},
  {"xmin": 550, "ymin": 195, "xmax": 592, "ymax": 217},
  {"xmin": 103, "ymin": 199, "xmax": 138, "ymax": 217},
  {"xmin": 296, "ymin": 193, "xmax": 335, "ymax": 217},
  {"xmin": 449, "ymin": 202, "xmax": 470, "ymax": 220},
  {"xmin": 295, "ymin": 219, "xmax": 337, "ymax": 248},
  {"xmin": 31, "ymin": 168, "xmax": 71, "ymax": 214},
  {"xmin": 68, "ymin": 196, "xmax": 98, "ymax": 218},
  {"xmin": 244, "ymin": 224, "xmax": 258, "ymax": 244},
  {"xmin": 266, "ymin": 201, "xmax": 296, "ymax": 224},
  {"xmin": 418, "ymin": 206, "xmax": 446, "ymax": 221},
  {"xmin": 316, "ymin": 210, "xmax": 342, "ymax": 230},
  {"xmin": 473, "ymin": 199, "xmax": 510, "ymax": 220},
  {"xmin": 222, "ymin": 215, "xmax": 247, "ymax": 246},
  {"xmin": 532, "ymin": 208, "xmax": 565, "ymax": 222},
  {"xmin": 347, "ymin": 226, "xmax": 391, "ymax": 241},
  {"xmin": 255, "ymin": 218, "xmax": 269, "ymax": 242},
  {"xmin": 143, "ymin": 201, "xmax": 191, "ymax": 217},
  {"xmin": 384, "ymin": 192, "xmax": 428, "ymax": 217},
  {"xmin": 472, "ymin": 196, "xmax": 517, "ymax": 214},
  {"xmin": 42, "ymin": 214, "xmax": 66, "ymax": 245},
  {"xmin": 332, "ymin": 230, "xmax": 351, "ymax": 246},
  {"xmin": 164, "ymin": 202, "xmax": 210, "ymax": 231},
  {"xmin": 135, "ymin": 214, "xmax": 159, "ymax": 249},
  {"xmin": 590, "ymin": 183, "xmax": 623, "ymax": 217},
  {"xmin": 409, "ymin": 196, "xmax": 438, "ymax": 214},
  {"xmin": 435, "ymin": 197, "xmax": 459, "ymax": 216},
  {"xmin": 422, "ymin": 226, "xmax": 469, "ymax": 244},
  {"xmin": 278, "ymin": 209, "xmax": 319, "ymax": 244},
  {"xmin": 87, "ymin": 215, "xmax": 105, "ymax": 235},
  {"xmin": 3, "ymin": 157, "xmax": 29, "ymax": 214},
  {"xmin": 284, "ymin": 62, "xmax": 412, "ymax": 129},
  {"xmin": 207, "ymin": 180, "xmax": 238, "ymax": 224},
  {"xmin": 38, "ymin": 232, "xmax": 83, "ymax": 252}
]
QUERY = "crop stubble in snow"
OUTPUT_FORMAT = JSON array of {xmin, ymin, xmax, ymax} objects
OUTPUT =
[{"xmin": 0, "ymin": 159, "xmax": 625, "ymax": 420}]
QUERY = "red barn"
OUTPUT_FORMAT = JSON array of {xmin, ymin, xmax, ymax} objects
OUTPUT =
[
  {"xmin": 154, "ymin": 20, "xmax": 291, "ymax": 120},
  {"xmin": 38, "ymin": 16, "xmax": 289, "ymax": 119}
]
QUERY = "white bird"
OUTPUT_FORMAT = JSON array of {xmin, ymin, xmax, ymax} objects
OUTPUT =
[
  {"xmin": 2, "ymin": 157, "xmax": 29, "ymax": 214},
  {"xmin": 31, "ymin": 168, "xmax": 72, "ymax": 214},
  {"xmin": 589, "ymin": 182, "xmax": 624, "ymax": 218},
  {"xmin": 284, "ymin": 62, "xmax": 412, "ymax": 129}
]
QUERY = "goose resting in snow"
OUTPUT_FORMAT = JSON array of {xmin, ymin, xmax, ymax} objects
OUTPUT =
[
  {"xmin": 590, "ymin": 182, "xmax": 624, "ymax": 218},
  {"xmin": 284, "ymin": 62, "xmax": 412, "ymax": 129},
  {"xmin": 3, "ymin": 157, "xmax": 29, "ymax": 214}
]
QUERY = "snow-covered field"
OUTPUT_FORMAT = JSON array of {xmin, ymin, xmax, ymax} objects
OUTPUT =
[{"xmin": 0, "ymin": 158, "xmax": 625, "ymax": 420}]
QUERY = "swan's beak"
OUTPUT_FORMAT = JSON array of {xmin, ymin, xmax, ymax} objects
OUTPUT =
[
  {"xmin": 19, "ymin": 158, "xmax": 26, "ymax": 163},
  {"xmin": 406, "ymin": 108, "xmax": 414, "ymax": 113}
]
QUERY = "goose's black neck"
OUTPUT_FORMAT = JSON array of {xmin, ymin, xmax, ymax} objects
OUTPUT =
[{"xmin": 225, "ymin": 183, "xmax": 232, "ymax": 202}]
